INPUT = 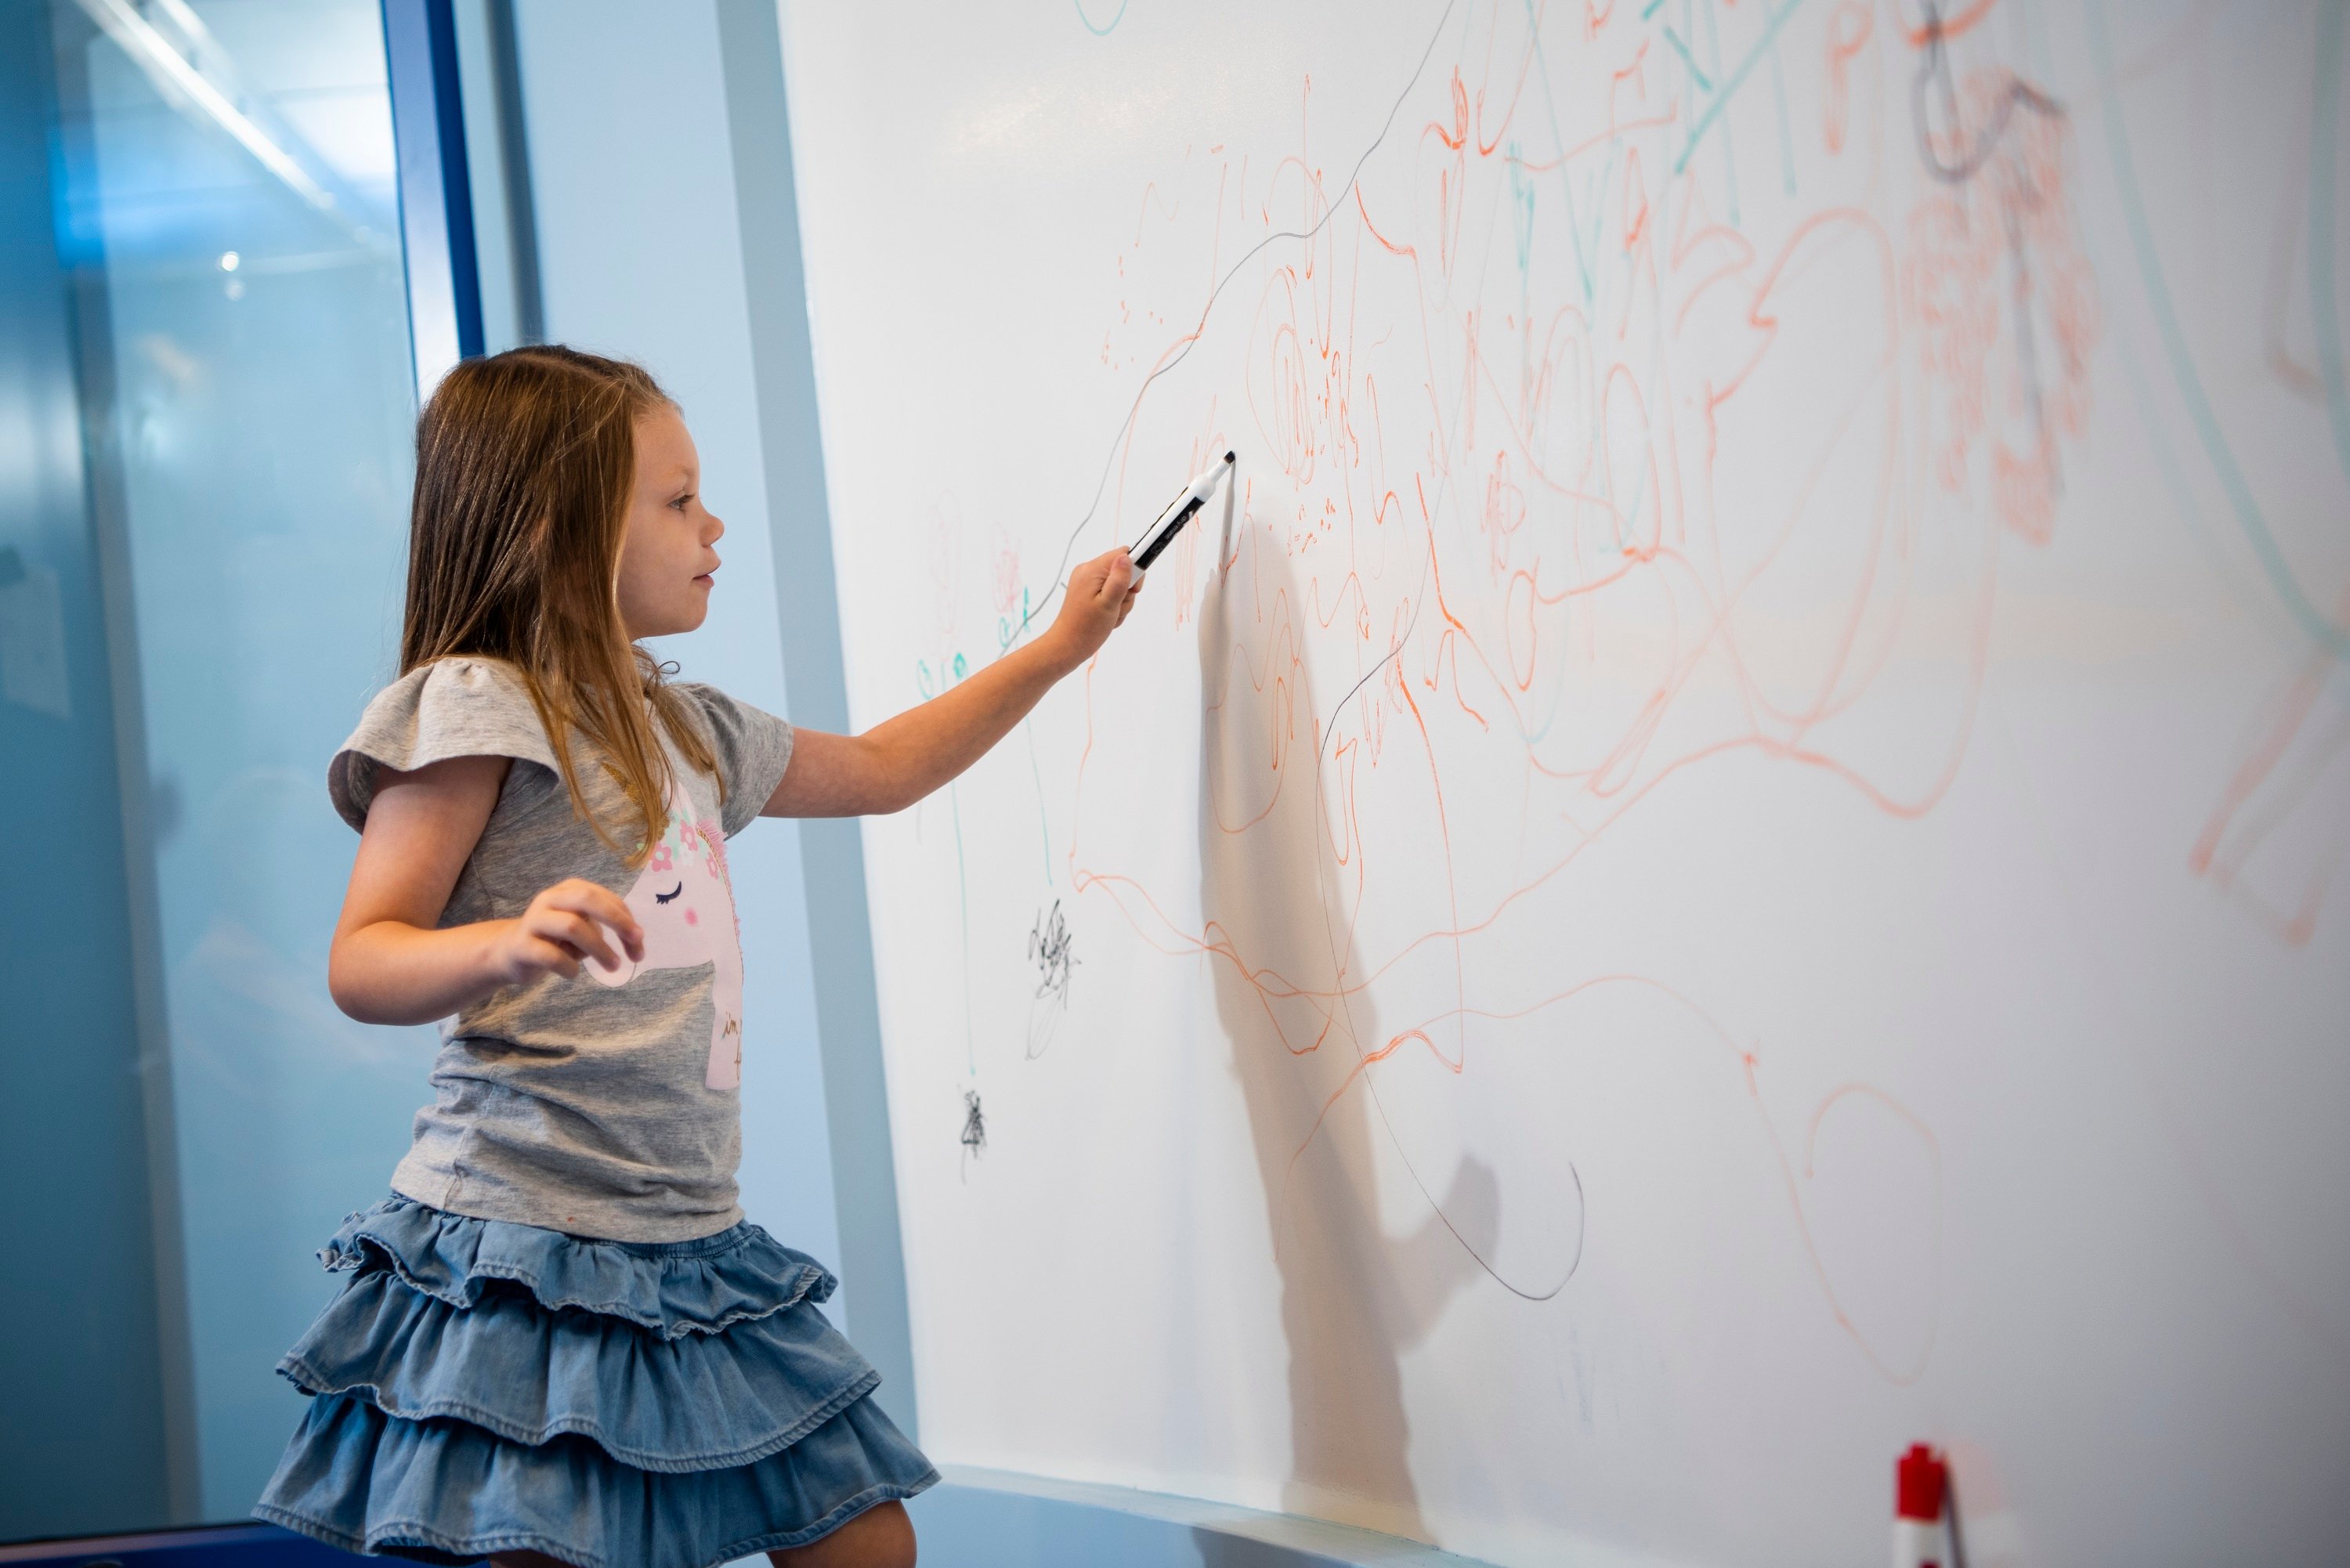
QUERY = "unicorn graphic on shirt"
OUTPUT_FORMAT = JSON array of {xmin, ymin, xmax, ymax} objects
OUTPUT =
[{"xmin": 587, "ymin": 789, "xmax": 744, "ymax": 1090}]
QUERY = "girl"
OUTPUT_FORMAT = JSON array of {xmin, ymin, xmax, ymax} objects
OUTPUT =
[{"xmin": 254, "ymin": 345, "xmax": 1142, "ymax": 1568}]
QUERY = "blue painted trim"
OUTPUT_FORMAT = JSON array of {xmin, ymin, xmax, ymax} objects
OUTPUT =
[
  {"xmin": 711, "ymin": 0, "xmax": 919, "ymax": 1440},
  {"xmin": 382, "ymin": 0, "xmax": 486, "ymax": 385},
  {"xmin": 421, "ymin": 0, "xmax": 483, "ymax": 359}
]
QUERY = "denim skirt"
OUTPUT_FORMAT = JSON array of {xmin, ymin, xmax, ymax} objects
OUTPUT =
[{"xmin": 252, "ymin": 1196, "xmax": 936, "ymax": 1568}]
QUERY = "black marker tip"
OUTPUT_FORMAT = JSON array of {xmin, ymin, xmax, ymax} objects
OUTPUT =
[{"xmin": 1223, "ymin": 450, "xmax": 1236, "ymax": 464}]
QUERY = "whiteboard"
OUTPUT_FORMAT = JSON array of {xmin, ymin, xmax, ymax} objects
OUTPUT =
[{"xmin": 777, "ymin": 2, "xmax": 2350, "ymax": 1563}]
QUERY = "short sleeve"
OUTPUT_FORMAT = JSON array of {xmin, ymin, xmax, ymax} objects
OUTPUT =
[
  {"xmin": 671, "ymin": 683, "xmax": 794, "ymax": 836},
  {"xmin": 328, "ymin": 657, "xmax": 562, "ymax": 831}
]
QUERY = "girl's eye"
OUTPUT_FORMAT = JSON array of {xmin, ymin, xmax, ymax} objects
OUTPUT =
[{"xmin": 670, "ymin": 493, "xmax": 693, "ymax": 511}]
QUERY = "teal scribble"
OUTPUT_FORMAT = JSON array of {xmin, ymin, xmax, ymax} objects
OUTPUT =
[
  {"xmin": 916, "ymin": 659, "xmax": 935, "ymax": 698},
  {"xmin": 1565, "ymin": 146, "xmax": 1613, "ymax": 307},
  {"xmin": 1074, "ymin": 0, "xmax": 1128, "ymax": 35},
  {"xmin": 1676, "ymin": 0, "xmax": 1806, "ymax": 175},
  {"xmin": 1663, "ymin": 25, "xmax": 1712, "ymax": 92},
  {"xmin": 1699, "ymin": 0, "xmax": 1741, "ymax": 226},
  {"xmin": 1525, "ymin": 0, "xmax": 1596, "ymax": 306},
  {"xmin": 2088, "ymin": 0, "xmax": 2350, "ymax": 658},
  {"xmin": 953, "ymin": 651, "xmax": 968, "ymax": 681}
]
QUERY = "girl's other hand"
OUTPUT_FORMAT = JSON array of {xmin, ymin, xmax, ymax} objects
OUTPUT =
[
  {"xmin": 1043, "ymin": 548, "xmax": 1142, "ymax": 672},
  {"xmin": 493, "ymin": 878, "xmax": 646, "ymax": 984}
]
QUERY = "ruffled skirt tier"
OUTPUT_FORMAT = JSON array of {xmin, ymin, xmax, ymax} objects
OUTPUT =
[{"xmin": 255, "ymin": 1198, "xmax": 935, "ymax": 1568}]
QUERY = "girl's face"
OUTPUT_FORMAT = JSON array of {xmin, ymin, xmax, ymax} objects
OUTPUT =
[{"xmin": 616, "ymin": 405, "xmax": 725, "ymax": 639}]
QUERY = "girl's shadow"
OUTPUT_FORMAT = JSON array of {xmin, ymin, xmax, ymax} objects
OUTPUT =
[{"xmin": 1195, "ymin": 512, "xmax": 1497, "ymax": 1542}]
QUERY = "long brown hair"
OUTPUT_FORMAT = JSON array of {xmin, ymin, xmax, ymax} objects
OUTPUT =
[{"xmin": 402, "ymin": 345, "xmax": 718, "ymax": 863}]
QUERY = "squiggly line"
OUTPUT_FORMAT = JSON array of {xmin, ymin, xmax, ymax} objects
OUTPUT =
[
  {"xmin": 2088, "ymin": 0, "xmax": 2350, "ymax": 658},
  {"xmin": 1073, "ymin": 0, "xmax": 1128, "ymax": 37},
  {"xmin": 1005, "ymin": 0, "xmax": 1466, "ymax": 651},
  {"xmin": 1909, "ymin": 0, "xmax": 2063, "ymax": 185}
]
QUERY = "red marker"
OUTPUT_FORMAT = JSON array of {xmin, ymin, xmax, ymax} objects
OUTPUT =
[{"xmin": 1894, "ymin": 1443, "xmax": 1950, "ymax": 1568}]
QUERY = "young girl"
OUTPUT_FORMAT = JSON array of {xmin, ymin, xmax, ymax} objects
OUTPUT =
[{"xmin": 254, "ymin": 345, "xmax": 1141, "ymax": 1568}]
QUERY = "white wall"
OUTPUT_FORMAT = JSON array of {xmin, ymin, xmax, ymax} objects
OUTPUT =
[{"xmin": 507, "ymin": 0, "xmax": 844, "ymax": 1315}]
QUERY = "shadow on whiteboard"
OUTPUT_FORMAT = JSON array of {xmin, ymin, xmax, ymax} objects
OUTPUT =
[{"xmin": 1200, "ymin": 528, "xmax": 1497, "ymax": 1541}]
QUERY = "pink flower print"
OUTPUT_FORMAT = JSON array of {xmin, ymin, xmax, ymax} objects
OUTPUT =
[
  {"xmin": 649, "ymin": 841, "xmax": 674, "ymax": 873},
  {"xmin": 698, "ymin": 818, "xmax": 730, "ymax": 882}
]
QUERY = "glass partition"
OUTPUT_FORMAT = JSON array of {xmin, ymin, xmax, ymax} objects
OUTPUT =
[{"xmin": 2, "ymin": 0, "xmax": 432, "ymax": 1537}]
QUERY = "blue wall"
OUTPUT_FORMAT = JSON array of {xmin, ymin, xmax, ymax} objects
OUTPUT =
[{"xmin": 0, "ymin": 0, "xmax": 175, "ymax": 1537}]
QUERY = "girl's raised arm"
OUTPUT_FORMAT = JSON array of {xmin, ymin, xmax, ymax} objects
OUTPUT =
[
  {"xmin": 330, "ymin": 753, "xmax": 644, "ymax": 1025},
  {"xmin": 764, "ymin": 546, "xmax": 1141, "ymax": 818}
]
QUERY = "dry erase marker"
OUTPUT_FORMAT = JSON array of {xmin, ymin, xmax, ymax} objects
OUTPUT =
[
  {"xmin": 1893, "ymin": 1443, "xmax": 1950, "ymax": 1568},
  {"xmin": 1130, "ymin": 452, "xmax": 1235, "ymax": 570}
]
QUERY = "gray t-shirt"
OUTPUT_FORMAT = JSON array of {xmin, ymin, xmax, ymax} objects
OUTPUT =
[{"xmin": 330, "ymin": 656, "xmax": 794, "ymax": 1242}]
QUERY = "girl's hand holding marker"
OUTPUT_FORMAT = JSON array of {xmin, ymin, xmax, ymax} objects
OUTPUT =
[{"xmin": 1047, "ymin": 545, "xmax": 1147, "ymax": 665}]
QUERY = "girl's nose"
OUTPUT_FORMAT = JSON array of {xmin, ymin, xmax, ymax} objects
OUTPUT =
[{"xmin": 704, "ymin": 509, "xmax": 725, "ymax": 545}]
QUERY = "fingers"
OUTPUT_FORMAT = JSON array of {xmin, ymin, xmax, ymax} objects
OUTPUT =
[
  {"xmin": 1099, "ymin": 548, "xmax": 1136, "ymax": 602},
  {"xmin": 504, "ymin": 877, "xmax": 645, "ymax": 985},
  {"xmin": 520, "ymin": 935, "xmax": 584, "ymax": 980},
  {"xmin": 545, "ymin": 910, "xmax": 621, "ymax": 972},
  {"xmin": 1072, "ymin": 548, "xmax": 1132, "ymax": 604},
  {"xmin": 539, "ymin": 877, "xmax": 643, "ymax": 960},
  {"xmin": 520, "ymin": 905, "xmax": 618, "ymax": 973},
  {"xmin": 1047, "ymin": 548, "xmax": 1148, "ymax": 666}
]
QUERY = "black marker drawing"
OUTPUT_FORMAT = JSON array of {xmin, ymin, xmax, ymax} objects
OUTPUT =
[
  {"xmin": 1910, "ymin": 0, "xmax": 2063, "ymax": 188},
  {"xmin": 1025, "ymin": 899, "xmax": 1080, "ymax": 1059},
  {"xmin": 960, "ymin": 1089, "xmax": 986, "ymax": 1176},
  {"xmin": 1029, "ymin": 900, "xmax": 1079, "ymax": 1000}
]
